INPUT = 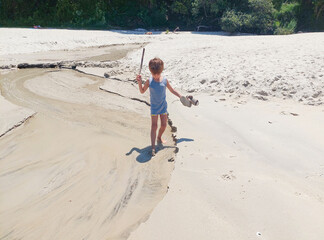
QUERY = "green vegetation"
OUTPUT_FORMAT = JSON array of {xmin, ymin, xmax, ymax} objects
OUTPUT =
[{"xmin": 0, "ymin": 0, "xmax": 323, "ymax": 34}]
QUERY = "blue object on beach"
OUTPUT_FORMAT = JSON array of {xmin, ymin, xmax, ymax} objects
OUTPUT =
[{"xmin": 149, "ymin": 77, "xmax": 167, "ymax": 115}]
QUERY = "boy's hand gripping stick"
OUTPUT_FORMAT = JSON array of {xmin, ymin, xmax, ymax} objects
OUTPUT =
[{"xmin": 139, "ymin": 48, "xmax": 145, "ymax": 75}]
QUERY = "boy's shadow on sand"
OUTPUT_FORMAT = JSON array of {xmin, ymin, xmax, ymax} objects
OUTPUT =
[{"xmin": 126, "ymin": 138, "xmax": 194, "ymax": 163}]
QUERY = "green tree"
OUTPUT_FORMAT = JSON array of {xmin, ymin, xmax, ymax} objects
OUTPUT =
[
  {"xmin": 0, "ymin": 0, "xmax": 323, "ymax": 32},
  {"xmin": 56, "ymin": 0, "xmax": 76, "ymax": 24},
  {"xmin": 273, "ymin": 2, "xmax": 299, "ymax": 34},
  {"xmin": 247, "ymin": 0, "xmax": 275, "ymax": 34}
]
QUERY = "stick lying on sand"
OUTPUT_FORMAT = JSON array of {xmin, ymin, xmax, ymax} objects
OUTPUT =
[{"xmin": 139, "ymin": 48, "xmax": 145, "ymax": 75}]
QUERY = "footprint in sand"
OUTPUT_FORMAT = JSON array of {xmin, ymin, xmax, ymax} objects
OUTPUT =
[{"xmin": 221, "ymin": 170, "xmax": 236, "ymax": 181}]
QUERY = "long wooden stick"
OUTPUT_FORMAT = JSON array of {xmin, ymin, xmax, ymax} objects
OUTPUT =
[{"xmin": 139, "ymin": 48, "xmax": 145, "ymax": 75}]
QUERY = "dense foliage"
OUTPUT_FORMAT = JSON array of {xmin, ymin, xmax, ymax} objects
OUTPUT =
[{"xmin": 0, "ymin": 0, "xmax": 323, "ymax": 34}]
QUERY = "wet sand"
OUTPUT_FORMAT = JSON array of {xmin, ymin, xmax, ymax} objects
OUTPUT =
[
  {"xmin": 1, "ymin": 43, "xmax": 145, "ymax": 66},
  {"xmin": 0, "ymin": 52, "xmax": 176, "ymax": 239}
]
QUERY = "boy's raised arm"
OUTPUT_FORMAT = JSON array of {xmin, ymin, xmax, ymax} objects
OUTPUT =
[
  {"xmin": 136, "ymin": 75, "xmax": 149, "ymax": 94},
  {"xmin": 166, "ymin": 80, "xmax": 181, "ymax": 98}
]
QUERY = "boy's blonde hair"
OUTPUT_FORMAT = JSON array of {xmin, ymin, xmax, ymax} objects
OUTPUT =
[{"xmin": 149, "ymin": 58, "xmax": 164, "ymax": 75}]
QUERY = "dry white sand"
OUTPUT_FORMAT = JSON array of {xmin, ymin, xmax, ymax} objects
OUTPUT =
[
  {"xmin": 1, "ymin": 28, "xmax": 324, "ymax": 240},
  {"xmin": 126, "ymin": 32, "xmax": 324, "ymax": 106},
  {"xmin": 0, "ymin": 28, "xmax": 169, "ymax": 55}
]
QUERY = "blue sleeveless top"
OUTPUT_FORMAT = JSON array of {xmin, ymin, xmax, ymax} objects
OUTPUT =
[{"xmin": 149, "ymin": 76, "xmax": 168, "ymax": 115}]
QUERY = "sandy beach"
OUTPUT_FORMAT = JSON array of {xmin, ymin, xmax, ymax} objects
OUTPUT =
[
  {"xmin": 1, "ymin": 28, "xmax": 324, "ymax": 240},
  {"xmin": 0, "ymin": 39, "xmax": 176, "ymax": 239}
]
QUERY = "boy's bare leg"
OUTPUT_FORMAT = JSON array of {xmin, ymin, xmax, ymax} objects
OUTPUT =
[
  {"xmin": 157, "ymin": 114, "xmax": 167, "ymax": 144},
  {"xmin": 151, "ymin": 115, "xmax": 158, "ymax": 155}
]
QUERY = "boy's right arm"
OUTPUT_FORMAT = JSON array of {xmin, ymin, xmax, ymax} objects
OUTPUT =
[{"xmin": 136, "ymin": 75, "xmax": 149, "ymax": 94}]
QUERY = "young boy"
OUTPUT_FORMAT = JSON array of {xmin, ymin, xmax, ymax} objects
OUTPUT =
[{"xmin": 136, "ymin": 58, "xmax": 182, "ymax": 156}]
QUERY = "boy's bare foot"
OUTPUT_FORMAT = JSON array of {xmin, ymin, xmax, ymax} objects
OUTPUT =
[
  {"xmin": 157, "ymin": 138, "xmax": 167, "ymax": 144},
  {"xmin": 152, "ymin": 149, "xmax": 156, "ymax": 157}
]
